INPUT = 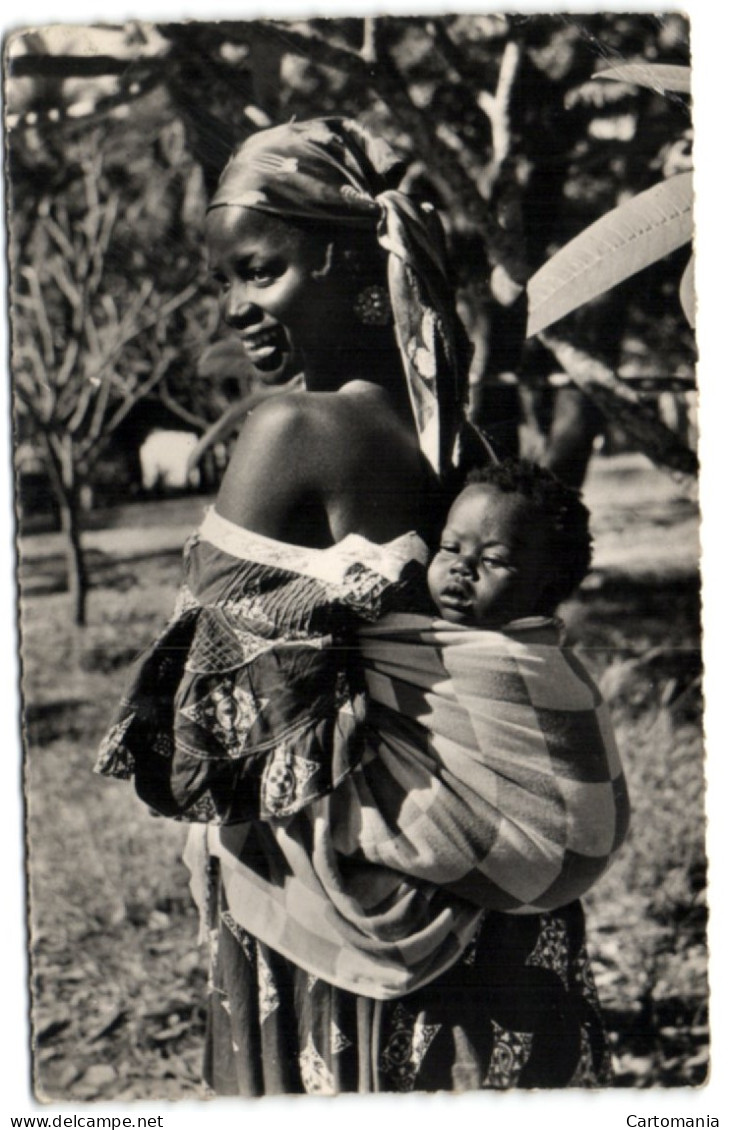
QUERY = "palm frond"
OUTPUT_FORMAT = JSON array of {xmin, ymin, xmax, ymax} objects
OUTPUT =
[
  {"xmin": 679, "ymin": 253, "xmax": 695, "ymax": 329},
  {"xmin": 593, "ymin": 63, "xmax": 691, "ymax": 95},
  {"xmin": 526, "ymin": 172, "xmax": 693, "ymax": 337}
]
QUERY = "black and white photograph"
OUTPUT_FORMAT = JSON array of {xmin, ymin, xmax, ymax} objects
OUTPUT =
[{"xmin": 2, "ymin": 2, "xmax": 720, "ymax": 1119}]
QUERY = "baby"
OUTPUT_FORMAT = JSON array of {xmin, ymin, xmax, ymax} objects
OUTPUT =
[
  {"xmin": 225, "ymin": 457, "xmax": 627, "ymax": 995},
  {"xmin": 324, "ymin": 457, "xmax": 628, "ymax": 928},
  {"xmin": 100, "ymin": 456, "xmax": 627, "ymax": 997},
  {"xmin": 427, "ymin": 458, "xmax": 592, "ymax": 628}
]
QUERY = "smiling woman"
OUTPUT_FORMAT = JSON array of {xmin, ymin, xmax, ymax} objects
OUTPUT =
[
  {"xmin": 97, "ymin": 117, "xmax": 619, "ymax": 1095},
  {"xmin": 206, "ymin": 125, "xmax": 448, "ymax": 545},
  {"xmin": 206, "ymin": 207, "xmax": 338, "ymax": 375}
]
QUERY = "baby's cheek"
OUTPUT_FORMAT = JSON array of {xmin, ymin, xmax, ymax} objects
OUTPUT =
[{"xmin": 426, "ymin": 563, "xmax": 443, "ymax": 609}]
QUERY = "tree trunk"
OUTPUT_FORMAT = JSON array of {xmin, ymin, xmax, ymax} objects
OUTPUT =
[
  {"xmin": 543, "ymin": 385, "xmax": 605, "ymax": 490},
  {"xmin": 43, "ymin": 434, "xmax": 89, "ymax": 627},
  {"xmin": 58, "ymin": 491, "xmax": 88, "ymax": 627},
  {"xmin": 539, "ymin": 334, "xmax": 698, "ymax": 479}
]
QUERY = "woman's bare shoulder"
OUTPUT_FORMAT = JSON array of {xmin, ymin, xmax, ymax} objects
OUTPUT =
[
  {"xmin": 243, "ymin": 383, "xmax": 393, "ymax": 444},
  {"xmin": 309, "ymin": 381, "xmax": 407, "ymax": 437},
  {"xmin": 214, "ymin": 392, "xmax": 317, "ymax": 527},
  {"xmin": 215, "ymin": 383, "xmax": 419, "ymax": 537}
]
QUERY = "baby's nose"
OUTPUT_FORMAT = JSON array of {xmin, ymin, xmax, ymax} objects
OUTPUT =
[{"xmin": 451, "ymin": 554, "xmax": 476, "ymax": 575}]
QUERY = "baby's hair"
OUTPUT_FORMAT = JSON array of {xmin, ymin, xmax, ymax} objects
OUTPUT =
[{"xmin": 465, "ymin": 459, "xmax": 593, "ymax": 609}]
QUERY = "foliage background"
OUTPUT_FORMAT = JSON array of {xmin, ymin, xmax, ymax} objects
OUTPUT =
[{"xmin": 7, "ymin": 10, "xmax": 697, "ymax": 535}]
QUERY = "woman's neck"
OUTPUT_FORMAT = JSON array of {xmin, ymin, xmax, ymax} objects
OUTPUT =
[{"xmin": 304, "ymin": 331, "xmax": 412, "ymax": 416}]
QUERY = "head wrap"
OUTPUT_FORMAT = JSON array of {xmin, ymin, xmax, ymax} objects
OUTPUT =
[{"xmin": 208, "ymin": 117, "xmax": 472, "ymax": 479}]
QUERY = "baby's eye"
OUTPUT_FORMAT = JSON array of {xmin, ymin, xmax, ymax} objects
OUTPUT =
[
  {"xmin": 482, "ymin": 554, "xmax": 510, "ymax": 568},
  {"xmin": 439, "ymin": 542, "xmax": 459, "ymax": 554}
]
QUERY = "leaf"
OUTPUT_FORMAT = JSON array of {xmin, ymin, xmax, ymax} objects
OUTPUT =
[
  {"xmin": 77, "ymin": 1064, "xmax": 117, "ymax": 1089},
  {"xmin": 594, "ymin": 63, "xmax": 691, "ymax": 95},
  {"xmin": 527, "ymin": 172, "xmax": 693, "ymax": 337},
  {"xmin": 150, "ymin": 1020, "xmax": 191, "ymax": 1043},
  {"xmin": 85, "ymin": 1006, "xmax": 128, "ymax": 1043},
  {"xmin": 679, "ymin": 253, "xmax": 695, "ymax": 328},
  {"xmin": 36, "ymin": 1017, "xmax": 72, "ymax": 1044}
]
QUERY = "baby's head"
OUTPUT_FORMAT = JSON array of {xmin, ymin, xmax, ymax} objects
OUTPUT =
[{"xmin": 427, "ymin": 459, "xmax": 592, "ymax": 627}]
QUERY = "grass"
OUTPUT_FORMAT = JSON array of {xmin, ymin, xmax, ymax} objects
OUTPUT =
[{"xmin": 18, "ymin": 453, "xmax": 707, "ymax": 1099}]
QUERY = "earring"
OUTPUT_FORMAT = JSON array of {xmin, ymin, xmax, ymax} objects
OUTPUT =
[{"xmin": 353, "ymin": 284, "xmax": 391, "ymax": 326}]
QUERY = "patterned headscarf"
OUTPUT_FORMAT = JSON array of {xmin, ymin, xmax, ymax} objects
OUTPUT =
[{"xmin": 208, "ymin": 117, "xmax": 471, "ymax": 479}]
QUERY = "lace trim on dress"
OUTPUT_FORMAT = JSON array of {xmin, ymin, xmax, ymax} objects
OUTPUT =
[{"xmin": 199, "ymin": 509, "xmax": 429, "ymax": 585}]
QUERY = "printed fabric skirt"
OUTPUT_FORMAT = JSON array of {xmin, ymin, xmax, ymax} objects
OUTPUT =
[{"xmin": 203, "ymin": 875, "xmax": 612, "ymax": 1095}]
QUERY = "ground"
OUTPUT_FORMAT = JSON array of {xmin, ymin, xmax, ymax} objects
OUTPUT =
[{"xmin": 17, "ymin": 452, "xmax": 706, "ymax": 1100}]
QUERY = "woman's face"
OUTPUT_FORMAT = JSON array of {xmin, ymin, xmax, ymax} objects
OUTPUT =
[{"xmin": 206, "ymin": 206, "xmax": 350, "ymax": 376}]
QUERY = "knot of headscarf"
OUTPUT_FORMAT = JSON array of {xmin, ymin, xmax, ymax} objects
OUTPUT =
[{"xmin": 208, "ymin": 117, "xmax": 471, "ymax": 478}]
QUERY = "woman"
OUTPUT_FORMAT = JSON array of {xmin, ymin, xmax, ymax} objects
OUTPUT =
[{"xmin": 97, "ymin": 118, "xmax": 611, "ymax": 1094}]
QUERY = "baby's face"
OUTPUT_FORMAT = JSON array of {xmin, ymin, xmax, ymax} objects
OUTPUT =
[{"xmin": 427, "ymin": 484, "xmax": 553, "ymax": 627}]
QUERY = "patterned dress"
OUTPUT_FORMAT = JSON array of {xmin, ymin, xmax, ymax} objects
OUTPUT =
[{"xmin": 204, "ymin": 880, "xmax": 611, "ymax": 1094}]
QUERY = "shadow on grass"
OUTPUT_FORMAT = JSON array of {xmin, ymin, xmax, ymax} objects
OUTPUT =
[
  {"xmin": 566, "ymin": 572, "xmax": 703, "ymax": 729},
  {"xmin": 23, "ymin": 699, "xmax": 90, "ymax": 746},
  {"xmin": 19, "ymin": 547, "xmax": 184, "ymax": 598},
  {"xmin": 567, "ymin": 571, "xmax": 701, "ymax": 650},
  {"xmin": 606, "ymin": 990, "xmax": 709, "ymax": 1087}
]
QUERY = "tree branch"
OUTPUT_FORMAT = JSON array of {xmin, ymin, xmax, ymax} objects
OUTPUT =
[
  {"xmin": 477, "ymin": 41, "xmax": 521, "ymax": 198},
  {"xmin": 361, "ymin": 17, "xmax": 384, "ymax": 65},
  {"xmin": 43, "ymin": 214, "xmax": 76, "ymax": 262},
  {"xmin": 156, "ymin": 281, "xmax": 200, "ymax": 322},
  {"xmin": 251, "ymin": 20, "xmax": 371, "ymax": 75},
  {"xmin": 64, "ymin": 377, "xmax": 96, "ymax": 435},
  {"xmin": 13, "ymin": 364, "xmax": 53, "ymax": 427},
  {"xmin": 13, "ymin": 336, "xmax": 56, "ymax": 423},
  {"xmin": 56, "ymin": 338, "xmax": 80, "ymax": 389},
  {"xmin": 84, "ymin": 364, "xmax": 113, "ymax": 447},
  {"xmin": 19, "ymin": 265, "xmax": 56, "ymax": 368},
  {"xmin": 88, "ymin": 196, "xmax": 119, "ymax": 297},
  {"xmin": 81, "ymin": 350, "xmax": 176, "ymax": 462},
  {"xmin": 428, "ymin": 19, "xmax": 496, "ymax": 132},
  {"xmin": 539, "ymin": 333, "xmax": 698, "ymax": 476},
  {"xmin": 47, "ymin": 255, "xmax": 84, "ymax": 332},
  {"xmin": 255, "ymin": 18, "xmax": 496, "ymax": 230},
  {"xmin": 157, "ymin": 385, "xmax": 210, "ymax": 431},
  {"xmin": 84, "ymin": 310, "xmax": 104, "ymax": 363}
]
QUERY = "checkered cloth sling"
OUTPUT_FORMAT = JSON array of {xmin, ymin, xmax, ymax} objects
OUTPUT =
[
  {"xmin": 210, "ymin": 612, "xmax": 629, "ymax": 998},
  {"xmin": 97, "ymin": 512, "xmax": 628, "ymax": 999},
  {"xmin": 348, "ymin": 614, "xmax": 630, "ymax": 911}
]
